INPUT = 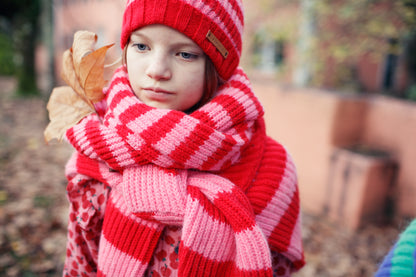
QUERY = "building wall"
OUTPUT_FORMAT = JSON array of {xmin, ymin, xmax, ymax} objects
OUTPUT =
[{"xmin": 252, "ymin": 79, "xmax": 416, "ymax": 221}]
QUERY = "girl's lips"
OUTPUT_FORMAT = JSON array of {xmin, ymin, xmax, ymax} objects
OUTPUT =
[
  {"xmin": 142, "ymin": 87, "xmax": 173, "ymax": 94},
  {"xmin": 141, "ymin": 87, "xmax": 174, "ymax": 102}
]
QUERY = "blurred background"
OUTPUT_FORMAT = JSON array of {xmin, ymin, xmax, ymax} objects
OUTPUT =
[{"xmin": 1, "ymin": 0, "xmax": 416, "ymax": 276}]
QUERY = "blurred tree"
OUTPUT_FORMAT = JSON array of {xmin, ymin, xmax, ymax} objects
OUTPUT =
[
  {"xmin": 293, "ymin": 0, "xmax": 317, "ymax": 87},
  {"xmin": 400, "ymin": 0, "xmax": 416, "ymax": 99},
  {"xmin": 307, "ymin": 0, "xmax": 416, "ymax": 94},
  {"xmin": 0, "ymin": 21, "xmax": 15, "ymax": 76},
  {"xmin": 0, "ymin": 0, "xmax": 40, "ymax": 95}
]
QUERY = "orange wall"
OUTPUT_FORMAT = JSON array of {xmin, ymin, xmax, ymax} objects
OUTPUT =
[
  {"xmin": 361, "ymin": 97, "xmax": 416, "ymax": 216},
  {"xmin": 252, "ymin": 78, "xmax": 416, "ymax": 219}
]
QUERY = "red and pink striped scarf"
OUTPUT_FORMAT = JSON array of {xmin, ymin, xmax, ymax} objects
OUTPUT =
[{"xmin": 65, "ymin": 66, "xmax": 305, "ymax": 276}]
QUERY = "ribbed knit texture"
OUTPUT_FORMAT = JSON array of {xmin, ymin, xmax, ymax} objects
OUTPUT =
[
  {"xmin": 121, "ymin": 0, "xmax": 244, "ymax": 80},
  {"xmin": 65, "ymin": 66, "xmax": 305, "ymax": 276},
  {"xmin": 375, "ymin": 219, "xmax": 416, "ymax": 277}
]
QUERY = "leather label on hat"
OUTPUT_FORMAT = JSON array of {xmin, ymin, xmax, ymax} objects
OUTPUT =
[{"xmin": 206, "ymin": 30, "xmax": 229, "ymax": 59}]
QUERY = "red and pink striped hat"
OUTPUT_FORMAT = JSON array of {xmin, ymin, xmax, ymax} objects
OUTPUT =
[{"xmin": 120, "ymin": 0, "xmax": 244, "ymax": 80}]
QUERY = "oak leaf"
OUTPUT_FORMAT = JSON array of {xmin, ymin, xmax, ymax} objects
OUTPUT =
[{"xmin": 44, "ymin": 86, "xmax": 94, "ymax": 143}]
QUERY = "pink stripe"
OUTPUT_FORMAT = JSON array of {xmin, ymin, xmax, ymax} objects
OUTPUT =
[
  {"xmin": 125, "ymin": 109, "xmax": 168, "ymax": 149},
  {"xmin": 98, "ymin": 159, "xmax": 122, "ymax": 186},
  {"xmin": 184, "ymin": 131, "xmax": 220, "ymax": 168},
  {"xmin": 153, "ymin": 115, "xmax": 199, "ymax": 163},
  {"xmin": 126, "ymin": 109, "xmax": 170, "ymax": 133},
  {"xmin": 255, "ymin": 156, "xmax": 298, "ymax": 239},
  {"xmin": 64, "ymin": 152, "xmax": 79, "ymax": 177},
  {"xmin": 98, "ymin": 235, "xmax": 148, "ymax": 276},
  {"xmin": 202, "ymin": 101, "xmax": 234, "ymax": 130},
  {"xmin": 189, "ymin": 171, "xmax": 235, "ymax": 195},
  {"xmin": 184, "ymin": 0, "xmax": 242, "ymax": 54},
  {"xmin": 111, "ymin": 90, "xmax": 138, "ymax": 117},
  {"xmin": 233, "ymin": 86, "xmax": 260, "ymax": 122},
  {"xmin": 235, "ymin": 227, "xmax": 271, "ymax": 271},
  {"xmin": 100, "ymin": 122, "xmax": 136, "ymax": 167},
  {"xmin": 73, "ymin": 121, "xmax": 99, "ymax": 160},
  {"xmin": 181, "ymin": 197, "xmax": 236, "ymax": 261},
  {"xmin": 282, "ymin": 215, "xmax": 303, "ymax": 262},
  {"xmin": 107, "ymin": 83, "xmax": 132, "ymax": 109},
  {"xmin": 211, "ymin": 133, "xmax": 244, "ymax": 171}
]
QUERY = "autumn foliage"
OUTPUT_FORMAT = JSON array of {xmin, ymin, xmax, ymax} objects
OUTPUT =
[{"xmin": 44, "ymin": 31, "xmax": 119, "ymax": 142}]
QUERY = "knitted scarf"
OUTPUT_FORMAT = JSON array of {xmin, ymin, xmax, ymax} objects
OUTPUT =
[
  {"xmin": 375, "ymin": 219, "xmax": 416, "ymax": 277},
  {"xmin": 65, "ymin": 66, "xmax": 305, "ymax": 276}
]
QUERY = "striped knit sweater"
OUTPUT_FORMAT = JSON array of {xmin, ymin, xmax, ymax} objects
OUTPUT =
[
  {"xmin": 375, "ymin": 219, "xmax": 416, "ymax": 277},
  {"xmin": 64, "ymin": 66, "xmax": 305, "ymax": 276}
]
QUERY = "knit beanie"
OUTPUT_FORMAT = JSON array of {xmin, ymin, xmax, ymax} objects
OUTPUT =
[{"xmin": 120, "ymin": 0, "xmax": 244, "ymax": 81}]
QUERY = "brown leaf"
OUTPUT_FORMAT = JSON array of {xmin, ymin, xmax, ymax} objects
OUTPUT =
[
  {"xmin": 45, "ymin": 30, "xmax": 116, "ymax": 143},
  {"xmin": 44, "ymin": 86, "xmax": 94, "ymax": 143},
  {"xmin": 61, "ymin": 49, "xmax": 90, "ymax": 107},
  {"xmin": 72, "ymin": 31, "xmax": 97, "ymax": 71},
  {"xmin": 66, "ymin": 30, "xmax": 114, "ymax": 105},
  {"xmin": 79, "ymin": 43, "xmax": 115, "ymax": 103}
]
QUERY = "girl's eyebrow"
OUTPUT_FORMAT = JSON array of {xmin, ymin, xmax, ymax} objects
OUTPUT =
[{"xmin": 130, "ymin": 32, "xmax": 147, "ymax": 40}]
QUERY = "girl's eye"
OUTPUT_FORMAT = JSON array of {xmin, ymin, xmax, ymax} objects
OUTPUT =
[
  {"xmin": 179, "ymin": 52, "xmax": 198, "ymax": 60},
  {"xmin": 134, "ymin": 43, "xmax": 149, "ymax": 51}
]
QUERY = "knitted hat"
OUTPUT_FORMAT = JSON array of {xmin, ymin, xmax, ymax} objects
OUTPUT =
[{"xmin": 120, "ymin": 0, "xmax": 244, "ymax": 80}]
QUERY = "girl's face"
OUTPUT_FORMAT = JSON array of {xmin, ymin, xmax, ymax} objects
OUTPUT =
[{"xmin": 126, "ymin": 24, "xmax": 206, "ymax": 112}]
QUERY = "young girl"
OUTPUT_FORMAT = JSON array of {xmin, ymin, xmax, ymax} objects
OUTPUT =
[{"xmin": 62, "ymin": 0, "xmax": 305, "ymax": 276}]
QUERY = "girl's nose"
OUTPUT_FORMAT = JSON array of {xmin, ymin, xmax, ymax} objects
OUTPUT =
[{"xmin": 145, "ymin": 52, "xmax": 172, "ymax": 80}]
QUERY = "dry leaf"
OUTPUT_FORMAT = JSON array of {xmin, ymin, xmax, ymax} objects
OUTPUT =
[
  {"xmin": 45, "ymin": 30, "xmax": 117, "ymax": 143},
  {"xmin": 79, "ymin": 43, "xmax": 115, "ymax": 103},
  {"xmin": 62, "ymin": 30, "xmax": 114, "ymax": 106},
  {"xmin": 44, "ymin": 86, "xmax": 94, "ymax": 143},
  {"xmin": 61, "ymin": 49, "xmax": 89, "ymax": 106},
  {"xmin": 72, "ymin": 31, "xmax": 97, "ymax": 70}
]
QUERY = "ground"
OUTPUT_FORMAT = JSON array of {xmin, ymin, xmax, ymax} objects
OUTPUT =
[{"xmin": 0, "ymin": 77, "xmax": 404, "ymax": 276}]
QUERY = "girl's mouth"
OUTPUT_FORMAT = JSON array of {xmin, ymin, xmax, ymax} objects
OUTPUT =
[{"xmin": 141, "ymin": 87, "xmax": 174, "ymax": 102}]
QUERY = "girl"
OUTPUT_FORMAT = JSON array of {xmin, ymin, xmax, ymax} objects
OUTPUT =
[{"xmin": 62, "ymin": 0, "xmax": 305, "ymax": 276}]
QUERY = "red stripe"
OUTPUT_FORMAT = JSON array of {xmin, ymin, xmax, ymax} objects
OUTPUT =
[
  {"xmin": 178, "ymin": 243, "xmax": 234, "ymax": 276},
  {"xmin": 179, "ymin": 243, "xmax": 272, "ymax": 277},
  {"xmin": 168, "ymin": 110, "xmax": 216, "ymax": 167},
  {"xmin": 187, "ymin": 186, "xmax": 228, "ymax": 225},
  {"xmin": 187, "ymin": 184, "xmax": 255, "ymax": 233},
  {"xmin": 214, "ymin": 187, "xmax": 257, "ymax": 233},
  {"xmin": 269, "ymin": 187, "xmax": 300, "ymax": 253},
  {"xmin": 247, "ymin": 139, "xmax": 287, "ymax": 214},
  {"xmin": 140, "ymin": 110, "xmax": 183, "ymax": 145},
  {"xmin": 198, "ymin": 0, "xmax": 243, "ymax": 48},
  {"xmin": 228, "ymin": 78, "xmax": 264, "ymax": 119},
  {"xmin": 75, "ymin": 154, "xmax": 104, "ymax": 183},
  {"xmin": 200, "ymin": 135, "xmax": 237, "ymax": 170},
  {"xmin": 132, "ymin": 111, "xmax": 184, "ymax": 164},
  {"xmin": 83, "ymin": 120, "xmax": 122, "ymax": 170},
  {"xmin": 118, "ymin": 102, "xmax": 153, "ymax": 126},
  {"xmin": 211, "ymin": 94, "xmax": 246, "ymax": 127},
  {"xmin": 101, "ymin": 197, "xmax": 162, "ymax": 262}
]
